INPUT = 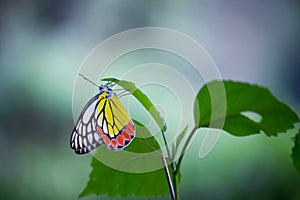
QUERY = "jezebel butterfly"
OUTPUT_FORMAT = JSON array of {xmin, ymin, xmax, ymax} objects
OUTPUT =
[{"xmin": 70, "ymin": 79, "xmax": 135, "ymax": 154}]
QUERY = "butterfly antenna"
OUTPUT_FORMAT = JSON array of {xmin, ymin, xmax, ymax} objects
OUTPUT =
[{"xmin": 79, "ymin": 73, "xmax": 99, "ymax": 88}]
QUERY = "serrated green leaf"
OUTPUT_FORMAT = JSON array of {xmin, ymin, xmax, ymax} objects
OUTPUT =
[
  {"xmin": 292, "ymin": 131, "xmax": 300, "ymax": 173},
  {"xmin": 79, "ymin": 120, "xmax": 170, "ymax": 198},
  {"xmin": 102, "ymin": 78, "xmax": 165, "ymax": 132},
  {"xmin": 194, "ymin": 80, "xmax": 299, "ymax": 136}
]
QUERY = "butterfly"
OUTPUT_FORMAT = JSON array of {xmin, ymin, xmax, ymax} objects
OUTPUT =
[{"xmin": 70, "ymin": 78, "xmax": 135, "ymax": 154}]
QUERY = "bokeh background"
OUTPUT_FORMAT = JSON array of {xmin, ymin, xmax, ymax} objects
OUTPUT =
[{"xmin": 1, "ymin": 1, "xmax": 300, "ymax": 199}]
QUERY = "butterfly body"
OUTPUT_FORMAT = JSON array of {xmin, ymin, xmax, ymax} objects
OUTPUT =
[{"xmin": 70, "ymin": 84, "xmax": 135, "ymax": 154}]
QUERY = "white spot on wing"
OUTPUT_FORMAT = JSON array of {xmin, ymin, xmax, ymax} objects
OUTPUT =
[
  {"xmin": 83, "ymin": 138, "xmax": 87, "ymax": 147},
  {"xmin": 78, "ymin": 123, "xmax": 82, "ymax": 135},
  {"xmin": 94, "ymin": 132, "xmax": 100, "ymax": 141},
  {"xmin": 71, "ymin": 132, "xmax": 76, "ymax": 141},
  {"xmin": 88, "ymin": 133, "xmax": 93, "ymax": 144},
  {"xmin": 103, "ymin": 121, "xmax": 108, "ymax": 134},
  {"xmin": 79, "ymin": 136, "xmax": 82, "ymax": 148},
  {"xmin": 83, "ymin": 100, "xmax": 97, "ymax": 124},
  {"xmin": 74, "ymin": 134, "xmax": 78, "ymax": 149},
  {"xmin": 82, "ymin": 125, "xmax": 86, "ymax": 137},
  {"xmin": 87, "ymin": 123, "xmax": 91, "ymax": 133},
  {"xmin": 92, "ymin": 119, "xmax": 96, "ymax": 130}
]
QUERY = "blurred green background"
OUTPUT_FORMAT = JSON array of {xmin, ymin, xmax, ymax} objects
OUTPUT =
[{"xmin": 1, "ymin": 1, "xmax": 300, "ymax": 200}]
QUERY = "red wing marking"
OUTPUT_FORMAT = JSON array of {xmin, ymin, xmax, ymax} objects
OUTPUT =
[
  {"xmin": 126, "ymin": 121, "xmax": 135, "ymax": 134},
  {"xmin": 97, "ymin": 126, "xmax": 103, "ymax": 138},
  {"xmin": 103, "ymin": 135, "xmax": 110, "ymax": 146},
  {"xmin": 111, "ymin": 139, "xmax": 117, "ymax": 148},
  {"xmin": 117, "ymin": 135, "xmax": 125, "ymax": 147},
  {"xmin": 122, "ymin": 130, "xmax": 131, "ymax": 140}
]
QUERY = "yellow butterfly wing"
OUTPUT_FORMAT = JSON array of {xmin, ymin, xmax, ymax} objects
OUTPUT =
[{"xmin": 95, "ymin": 92, "xmax": 135, "ymax": 150}]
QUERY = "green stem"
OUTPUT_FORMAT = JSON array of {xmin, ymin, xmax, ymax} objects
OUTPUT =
[
  {"xmin": 161, "ymin": 130, "xmax": 177, "ymax": 199},
  {"xmin": 173, "ymin": 170, "xmax": 179, "ymax": 200},
  {"xmin": 169, "ymin": 126, "xmax": 198, "ymax": 200},
  {"xmin": 162, "ymin": 155, "xmax": 176, "ymax": 200},
  {"xmin": 175, "ymin": 126, "xmax": 198, "ymax": 175}
]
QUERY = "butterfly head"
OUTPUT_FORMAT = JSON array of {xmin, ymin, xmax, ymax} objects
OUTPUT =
[{"xmin": 99, "ymin": 85, "xmax": 114, "ymax": 98}]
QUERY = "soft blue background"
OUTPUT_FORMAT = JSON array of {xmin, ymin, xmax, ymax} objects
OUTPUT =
[{"xmin": 0, "ymin": 1, "xmax": 299, "ymax": 199}]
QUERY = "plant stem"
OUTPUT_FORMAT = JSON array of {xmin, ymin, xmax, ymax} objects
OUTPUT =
[
  {"xmin": 175, "ymin": 126, "xmax": 198, "ymax": 175},
  {"xmin": 162, "ymin": 155, "xmax": 175, "ymax": 200},
  {"xmin": 160, "ymin": 127, "xmax": 177, "ymax": 199},
  {"xmin": 161, "ymin": 131, "xmax": 173, "ymax": 164},
  {"xmin": 172, "ymin": 170, "xmax": 179, "ymax": 200},
  {"xmin": 163, "ymin": 126, "xmax": 199, "ymax": 200}
]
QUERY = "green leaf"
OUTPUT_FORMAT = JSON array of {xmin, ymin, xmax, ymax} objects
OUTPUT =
[
  {"xmin": 194, "ymin": 80, "xmax": 299, "ymax": 136},
  {"xmin": 176, "ymin": 126, "xmax": 188, "ymax": 149},
  {"xmin": 172, "ymin": 126, "xmax": 188, "ymax": 159},
  {"xmin": 79, "ymin": 120, "xmax": 170, "ymax": 198},
  {"xmin": 102, "ymin": 78, "xmax": 165, "ymax": 132},
  {"xmin": 292, "ymin": 131, "xmax": 300, "ymax": 173}
]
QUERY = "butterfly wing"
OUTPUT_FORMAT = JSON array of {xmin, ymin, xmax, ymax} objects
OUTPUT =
[
  {"xmin": 95, "ymin": 93, "xmax": 135, "ymax": 150},
  {"xmin": 70, "ymin": 95, "xmax": 103, "ymax": 154}
]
